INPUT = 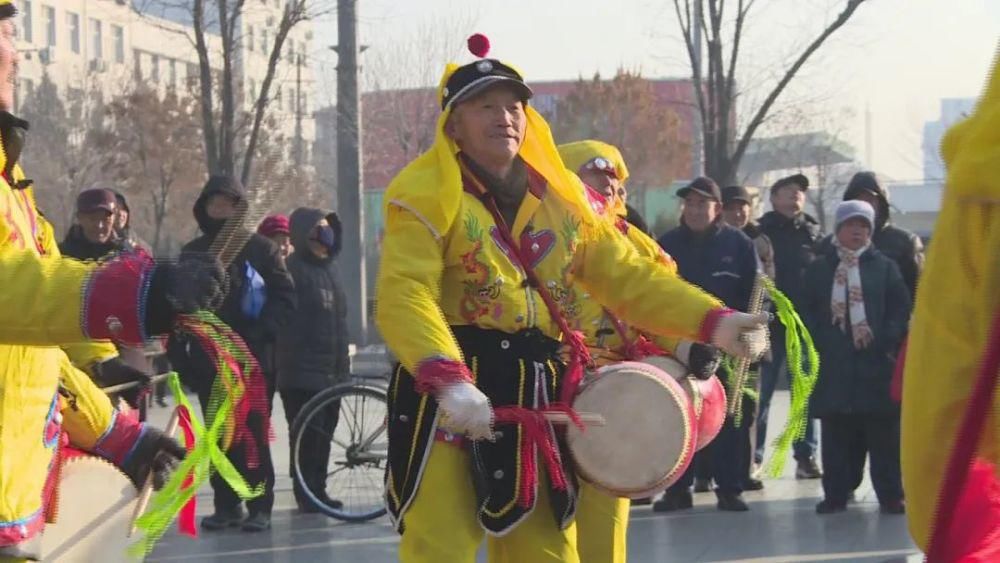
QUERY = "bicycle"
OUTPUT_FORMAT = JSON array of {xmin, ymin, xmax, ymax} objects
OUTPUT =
[{"xmin": 289, "ymin": 374, "xmax": 390, "ymax": 522}]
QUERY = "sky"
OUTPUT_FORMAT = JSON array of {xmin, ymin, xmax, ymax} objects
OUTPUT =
[{"xmin": 309, "ymin": 0, "xmax": 1000, "ymax": 183}]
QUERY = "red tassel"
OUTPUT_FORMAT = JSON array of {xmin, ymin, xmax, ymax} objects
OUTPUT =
[
  {"xmin": 467, "ymin": 33, "xmax": 490, "ymax": 58},
  {"xmin": 177, "ymin": 406, "xmax": 198, "ymax": 538}
]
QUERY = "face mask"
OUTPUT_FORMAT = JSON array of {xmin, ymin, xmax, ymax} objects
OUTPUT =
[{"xmin": 311, "ymin": 225, "xmax": 336, "ymax": 251}]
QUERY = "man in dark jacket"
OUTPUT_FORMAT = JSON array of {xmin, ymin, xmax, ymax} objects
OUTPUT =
[
  {"xmin": 755, "ymin": 173, "xmax": 823, "ymax": 479},
  {"xmin": 60, "ymin": 188, "xmax": 124, "ymax": 261},
  {"xmin": 655, "ymin": 177, "xmax": 760, "ymax": 512},
  {"xmin": 168, "ymin": 175, "xmax": 297, "ymax": 532},
  {"xmin": 277, "ymin": 207, "xmax": 350, "ymax": 513},
  {"xmin": 802, "ymin": 200, "xmax": 910, "ymax": 515}
]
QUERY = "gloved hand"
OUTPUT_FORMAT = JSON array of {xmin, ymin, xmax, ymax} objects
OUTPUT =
[
  {"xmin": 674, "ymin": 340, "xmax": 722, "ymax": 380},
  {"xmin": 436, "ymin": 381, "xmax": 493, "ymax": 441},
  {"xmin": 92, "ymin": 357, "xmax": 152, "ymax": 388},
  {"xmin": 145, "ymin": 253, "xmax": 228, "ymax": 335},
  {"xmin": 711, "ymin": 311, "xmax": 770, "ymax": 360},
  {"xmin": 121, "ymin": 425, "xmax": 187, "ymax": 490}
]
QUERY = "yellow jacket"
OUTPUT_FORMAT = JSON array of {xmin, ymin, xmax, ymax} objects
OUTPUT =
[
  {"xmin": 376, "ymin": 65, "xmax": 722, "ymax": 377},
  {"xmin": 0, "ymin": 144, "xmax": 129, "ymax": 546},
  {"xmin": 901, "ymin": 52, "xmax": 1000, "ymax": 553}
]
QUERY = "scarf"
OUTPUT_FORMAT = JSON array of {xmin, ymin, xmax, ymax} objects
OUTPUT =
[{"xmin": 831, "ymin": 239, "xmax": 872, "ymax": 343}]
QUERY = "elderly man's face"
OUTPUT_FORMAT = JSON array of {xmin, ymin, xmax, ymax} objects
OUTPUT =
[
  {"xmin": 0, "ymin": 20, "xmax": 18, "ymax": 112},
  {"xmin": 578, "ymin": 167, "xmax": 624, "ymax": 204},
  {"xmin": 446, "ymin": 86, "xmax": 526, "ymax": 173},
  {"xmin": 79, "ymin": 209, "xmax": 116, "ymax": 244},
  {"xmin": 770, "ymin": 185, "xmax": 805, "ymax": 218},
  {"xmin": 722, "ymin": 201, "xmax": 750, "ymax": 229},
  {"xmin": 682, "ymin": 193, "xmax": 721, "ymax": 233}
]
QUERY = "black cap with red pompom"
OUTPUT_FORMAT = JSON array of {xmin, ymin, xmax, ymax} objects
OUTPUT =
[
  {"xmin": 441, "ymin": 33, "xmax": 533, "ymax": 111},
  {"xmin": 0, "ymin": 1, "xmax": 17, "ymax": 20}
]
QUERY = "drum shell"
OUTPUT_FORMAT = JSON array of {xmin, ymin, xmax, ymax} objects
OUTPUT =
[
  {"xmin": 642, "ymin": 355, "xmax": 727, "ymax": 451},
  {"xmin": 568, "ymin": 361, "xmax": 696, "ymax": 499}
]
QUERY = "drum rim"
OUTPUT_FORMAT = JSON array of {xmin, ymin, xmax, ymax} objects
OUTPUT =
[{"xmin": 571, "ymin": 361, "xmax": 697, "ymax": 498}]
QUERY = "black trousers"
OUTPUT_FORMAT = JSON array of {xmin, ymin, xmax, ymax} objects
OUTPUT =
[
  {"xmin": 668, "ymin": 413, "xmax": 753, "ymax": 495},
  {"xmin": 197, "ymin": 377, "xmax": 276, "ymax": 515},
  {"xmin": 280, "ymin": 388, "xmax": 341, "ymax": 506},
  {"xmin": 820, "ymin": 413, "xmax": 903, "ymax": 504}
]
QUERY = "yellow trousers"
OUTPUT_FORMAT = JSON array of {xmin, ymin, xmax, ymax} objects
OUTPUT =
[
  {"xmin": 400, "ymin": 442, "xmax": 579, "ymax": 563},
  {"xmin": 575, "ymin": 482, "xmax": 629, "ymax": 563}
]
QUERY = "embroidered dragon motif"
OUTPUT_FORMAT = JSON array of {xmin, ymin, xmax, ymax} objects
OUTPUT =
[{"xmin": 459, "ymin": 213, "xmax": 502, "ymax": 322}]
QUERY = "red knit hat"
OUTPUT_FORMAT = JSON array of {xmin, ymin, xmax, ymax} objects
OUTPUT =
[{"xmin": 258, "ymin": 214, "xmax": 290, "ymax": 237}]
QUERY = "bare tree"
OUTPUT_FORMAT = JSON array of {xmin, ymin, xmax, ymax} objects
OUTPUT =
[{"xmin": 672, "ymin": 0, "xmax": 867, "ymax": 185}]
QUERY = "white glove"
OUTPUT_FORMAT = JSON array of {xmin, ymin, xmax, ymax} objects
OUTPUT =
[
  {"xmin": 436, "ymin": 381, "xmax": 494, "ymax": 441},
  {"xmin": 711, "ymin": 312, "xmax": 771, "ymax": 360}
]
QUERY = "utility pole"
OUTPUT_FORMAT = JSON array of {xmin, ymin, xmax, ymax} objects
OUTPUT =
[
  {"xmin": 335, "ymin": 0, "xmax": 367, "ymax": 345},
  {"xmin": 691, "ymin": 0, "xmax": 704, "ymax": 178},
  {"xmin": 294, "ymin": 54, "xmax": 304, "ymax": 167}
]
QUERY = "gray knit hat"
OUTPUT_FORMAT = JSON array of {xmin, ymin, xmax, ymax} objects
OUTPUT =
[{"xmin": 835, "ymin": 200, "xmax": 875, "ymax": 231}]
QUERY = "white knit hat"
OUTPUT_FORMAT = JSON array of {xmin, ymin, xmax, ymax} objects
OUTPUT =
[{"xmin": 835, "ymin": 200, "xmax": 875, "ymax": 231}]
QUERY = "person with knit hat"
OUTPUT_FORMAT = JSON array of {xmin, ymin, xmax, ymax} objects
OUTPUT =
[
  {"xmin": 0, "ymin": 3, "xmax": 225, "ymax": 559},
  {"xmin": 801, "ymin": 200, "xmax": 910, "ymax": 515},
  {"xmin": 258, "ymin": 214, "xmax": 293, "ymax": 260},
  {"xmin": 376, "ymin": 35, "xmax": 770, "ymax": 562}
]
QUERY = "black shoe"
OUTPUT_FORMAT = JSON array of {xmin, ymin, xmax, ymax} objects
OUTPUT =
[
  {"xmin": 155, "ymin": 397, "xmax": 168, "ymax": 408},
  {"xmin": 743, "ymin": 478, "xmax": 764, "ymax": 491},
  {"xmin": 795, "ymin": 457, "xmax": 823, "ymax": 480},
  {"xmin": 815, "ymin": 499, "xmax": 848, "ymax": 514},
  {"xmin": 631, "ymin": 497, "xmax": 652, "ymax": 506},
  {"xmin": 716, "ymin": 492, "xmax": 749, "ymax": 512},
  {"xmin": 847, "ymin": 491, "xmax": 857, "ymax": 503},
  {"xmin": 201, "ymin": 507, "xmax": 245, "ymax": 531},
  {"xmin": 694, "ymin": 478, "xmax": 713, "ymax": 493},
  {"xmin": 652, "ymin": 491, "xmax": 693, "ymax": 512},
  {"xmin": 241, "ymin": 512, "xmax": 271, "ymax": 532},
  {"xmin": 879, "ymin": 500, "xmax": 906, "ymax": 515}
]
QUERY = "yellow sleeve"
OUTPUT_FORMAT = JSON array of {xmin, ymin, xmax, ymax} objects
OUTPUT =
[
  {"xmin": 62, "ymin": 341, "xmax": 119, "ymax": 370},
  {"xmin": 0, "ymin": 248, "xmax": 93, "ymax": 344},
  {"xmin": 57, "ymin": 353, "xmax": 116, "ymax": 451},
  {"xmin": 627, "ymin": 227, "xmax": 677, "ymax": 274},
  {"xmin": 375, "ymin": 206, "xmax": 464, "ymax": 373},
  {"xmin": 575, "ymin": 225, "xmax": 723, "ymax": 342}
]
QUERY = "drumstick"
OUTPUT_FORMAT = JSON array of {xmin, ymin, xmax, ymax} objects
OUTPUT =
[
  {"xmin": 542, "ymin": 412, "xmax": 606, "ymax": 427},
  {"xmin": 100, "ymin": 372, "xmax": 172, "ymax": 396},
  {"xmin": 129, "ymin": 408, "xmax": 181, "ymax": 537}
]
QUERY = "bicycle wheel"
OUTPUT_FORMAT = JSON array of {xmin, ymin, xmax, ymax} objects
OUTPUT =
[{"xmin": 290, "ymin": 382, "xmax": 389, "ymax": 522}]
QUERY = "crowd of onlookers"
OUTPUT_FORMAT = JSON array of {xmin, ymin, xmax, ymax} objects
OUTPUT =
[
  {"xmin": 58, "ymin": 175, "xmax": 351, "ymax": 533},
  {"xmin": 649, "ymin": 171, "xmax": 922, "ymax": 516}
]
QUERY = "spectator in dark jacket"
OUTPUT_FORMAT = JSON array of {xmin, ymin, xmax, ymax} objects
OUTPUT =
[
  {"xmin": 755, "ymin": 173, "xmax": 823, "ymax": 479},
  {"xmin": 167, "ymin": 175, "xmax": 297, "ymax": 533},
  {"xmin": 277, "ymin": 207, "xmax": 350, "ymax": 513},
  {"xmin": 111, "ymin": 190, "xmax": 152, "ymax": 254},
  {"xmin": 835, "ymin": 172, "xmax": 924, "ymax": 301},
  {"xmin": 803, "ymin": 200, "xmax": 910, "ymax": 515},
  {"xmin": 60, "ymin": 188, "xmax": 123, "ymax": 261},
  {"xmin": 655, "ymin": 176, "xmax": 759, "ymax": 513}
]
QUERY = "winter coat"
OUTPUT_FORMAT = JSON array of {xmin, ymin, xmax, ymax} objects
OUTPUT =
[
  {"xmin": 803, "ymin": 244, "xmax": 911, "ymax": 417},
  {"xmin": 59, "ymin": 225, "xmax": 123, "ymax": 262},
  {"xmin": 276, "ymin": 208, "xmax": 351, "ymax": 391},
  {"xmin": 168, "ymin": 177, "xmax": 297, "ymax": 389},
  {"xmin": 742, "ymin": 222, "xmax": 776, "ymax": 279},
  {"xmin": 657, "ymin": 221, "xmax": 759, "ymax": 311},
  {"xmin": 757, "ymin": 210, "xmax": 821, "ymax": 309}
]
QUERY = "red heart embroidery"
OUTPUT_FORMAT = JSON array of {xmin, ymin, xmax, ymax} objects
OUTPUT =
[{"xmin": 490, "ymin": 227, "xmax": 556, "ymax": 269}]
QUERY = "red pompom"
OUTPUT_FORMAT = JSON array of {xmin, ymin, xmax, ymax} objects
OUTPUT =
[{"xmin": 467, "ymin": 33, "xmax": 491, "ymax": 58}]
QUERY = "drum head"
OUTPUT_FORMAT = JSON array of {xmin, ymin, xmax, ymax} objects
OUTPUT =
[
  {"xmin": 568, "ymin": 361, "xmax": 696, "ymax": 499},
  {"xmin": 41, "ymin": 456, "xmax": 139, "ymax": 562}
]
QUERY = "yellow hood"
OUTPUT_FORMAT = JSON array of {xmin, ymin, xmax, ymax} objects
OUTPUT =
[
  {"xmin": 557, "ymin": 140, "xmax": 630, "ymax": 217},
  {"xmin": 383, "ymin": 62, "xmax": 599, "ymax": 239}
]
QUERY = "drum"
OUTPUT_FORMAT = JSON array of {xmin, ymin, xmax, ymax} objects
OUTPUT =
[
  {"xmin": 643, "ymin": 355, "xmax": 727, "ymax": 451},
  {"xmin": 567, "ymin": 361, "xmax": 696, "ymax": 499},
  {"xmin": 41, "ymin": 449, "xmax": 139, "ymax": 562}
]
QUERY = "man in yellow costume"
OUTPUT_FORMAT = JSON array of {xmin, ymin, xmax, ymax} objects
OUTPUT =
[
  {"xmin": 376, "ymin": 35, "xmax": 768, "ymax": 563},
  {"xmin": 556, "ymin": 140, "xmax": 722, "ymax": 563},
  {"xmin": 901, "ymin": 51, "xmax": 1000, "ymax": 562},
  {"xmin": 0, "ymin": 4, "xmax": 224, "ymax": 559}
]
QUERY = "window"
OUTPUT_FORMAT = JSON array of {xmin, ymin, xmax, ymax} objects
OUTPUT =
[
  {"xmin": 261, "ymin": 29, "xmax": 268, "ymax": 54},
  {"xmin": 43, "ymin": 5, "xmax": 54, "ymax": 47},
  {"xmin": 89, "ymin": 18, "xmax": 102, "ymax": 60},
  {"xmin": 169, "ymin": 59, "xmax": 177, "ymax": 88},
  {"xmin": 20, "ymin": 0, "xmax": 32, "ymax": 43},
  {"xmin": 299, "ymin": 41, "xmax": 306, "ymax": 61},
  {"xmin": 301, "ymin": 91, "xmax": 308, "ymax": 115},
  {"xmin": 150, "ymin": 54, "xmax": 159, "ymax": 82},
  {"xmin": 247, "ymin": 25, "xmax": 254, "ymax": 52},
  {"xmin": 112, "ymin": 25, "xmax": 124, "ymax": 63},
  {"xmin": 287, "ymin": 42, "xmax": 294, "ymax": 63},
  {"xmin": 67, "ymin": 12, "xmax": 80, "ymax": 54},
  {"xmin": 133, "ymin": 49, "xmax": 142, "ymax": 79},
  {"xmin": 288, "ymin": 87, "xmax": 295, "ymax": 112}
]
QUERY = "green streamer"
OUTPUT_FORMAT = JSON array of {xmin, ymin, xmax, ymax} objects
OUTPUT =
[{"xmin": 761, "ymin": 277, "xmax": 821, "ymax": 478}]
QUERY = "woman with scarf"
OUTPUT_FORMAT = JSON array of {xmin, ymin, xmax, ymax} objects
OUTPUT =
[{"xmin": 801, "ymin": 200, "xmax": 910, "ymax": 515}]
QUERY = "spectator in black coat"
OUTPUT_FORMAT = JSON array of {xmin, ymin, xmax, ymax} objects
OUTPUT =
[
  {"xmin": 802, "ymin": 201, "xmax": 910, "ymax": 515},
  {"xmin": 167, "ymin": 175, "xmax": 297, "ymax": 533},
  {"xmin": 755, "ymin": 173, "xmax": 823, "ymax": 480},
  {"xmin": 276, "ymin": 207, "xmax": 351, "ymax": 513},
  {"xmin": 60, "ymin": 188, "xmax": 123, "ymax": 261},
  {"xmin": 655, "ymin": 177, "xmax": 759, "ymax": 513}
]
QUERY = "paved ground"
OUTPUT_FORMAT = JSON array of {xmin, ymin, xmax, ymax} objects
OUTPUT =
[{"xmin": 145, "ymin": 390, "xmax": 920, "ymax": 562}]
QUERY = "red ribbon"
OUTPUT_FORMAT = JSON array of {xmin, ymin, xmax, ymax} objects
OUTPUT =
[{"xmin": 176, "ymin": 405, "xmax": 198, "ymax": 538}]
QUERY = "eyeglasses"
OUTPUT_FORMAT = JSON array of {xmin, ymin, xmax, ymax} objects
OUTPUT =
[{"xmin": 583, "ymin": 157, "xmax": 618, "ymax": 179}]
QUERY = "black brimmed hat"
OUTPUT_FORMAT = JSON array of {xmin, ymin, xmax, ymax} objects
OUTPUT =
[
  {"xmin": 441, "ymin": 34, "xmax": 533, "ymax": 110},
  {"xmin": 677, "ymin": 176, "xmax": 722, "ymax": 202}
]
